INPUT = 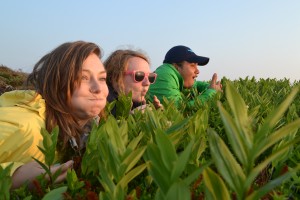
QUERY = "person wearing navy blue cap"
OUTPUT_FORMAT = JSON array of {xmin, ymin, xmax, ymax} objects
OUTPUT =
[{"xmin": 147, "ymin": 45, "xmax": 222, "ymax": 108}]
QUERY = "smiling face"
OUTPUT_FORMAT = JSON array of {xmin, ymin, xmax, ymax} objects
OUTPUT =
[
  {"xmin": 123, "ymin": 57, "xmax": 151, "ymax": 103},
  {"xmin": 176, "ymin": 61, "xmax": 199, "ymax": 88},
  {"xmin": 71, "ymin": 53, "xmax": 108, "ymax": 125}
]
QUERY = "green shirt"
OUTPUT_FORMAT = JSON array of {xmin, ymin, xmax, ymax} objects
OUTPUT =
[{"xmin": 148, "ymin": 63, "xmax": 216, "ymax": 108}]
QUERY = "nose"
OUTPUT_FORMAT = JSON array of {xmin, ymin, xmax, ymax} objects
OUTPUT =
[
  {"xmin": 195, "ymin": 67, "xmax": 199, "ymax": 74},
  {"xmin": 142, "ymin": 76, "xmax": 150, "ymax": 86},
  {"xmin": 89, "ymin": 78, "xmax": 101, "ymax": 93}
]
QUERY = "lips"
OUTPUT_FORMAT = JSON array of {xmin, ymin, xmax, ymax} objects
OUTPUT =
[{"xmin": 141, "ymin": 90, "xmax": 148, "ymax": 96}]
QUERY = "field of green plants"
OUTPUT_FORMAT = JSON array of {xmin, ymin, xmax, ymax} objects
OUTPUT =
[{"xmin": 1, "ymin": 75, "xmax": 300, "ymax": 200}]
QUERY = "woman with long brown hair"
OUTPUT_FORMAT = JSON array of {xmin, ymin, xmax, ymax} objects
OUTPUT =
[{"xmin": 0, "ymin": 41, "xmax": 108, "ymax": 189}]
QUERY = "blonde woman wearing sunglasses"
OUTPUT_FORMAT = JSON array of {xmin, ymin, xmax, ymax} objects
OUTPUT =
[{"xmin": 104, "ymin": 49, "xmax": 162, "ymax": 116}]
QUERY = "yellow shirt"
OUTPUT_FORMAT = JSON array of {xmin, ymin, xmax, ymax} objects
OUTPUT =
[{"xmin": 0, "ymin": 90, "xmax": 46, "ymax": 174}]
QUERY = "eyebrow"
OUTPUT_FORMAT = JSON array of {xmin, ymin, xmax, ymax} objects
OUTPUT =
[{"xmin": 82, "ymin": 69, "xmax": 107, "ymax": 74}]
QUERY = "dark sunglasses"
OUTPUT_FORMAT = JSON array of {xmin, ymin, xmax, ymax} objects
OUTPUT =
[{"xmin": 124, "ymin": 70, "xmax": 157, "ymax": 84}]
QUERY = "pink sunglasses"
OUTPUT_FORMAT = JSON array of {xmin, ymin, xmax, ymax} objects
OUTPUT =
[{"xmin": 124, "ymin": 70, "xmax": 157, "ymax": 84}]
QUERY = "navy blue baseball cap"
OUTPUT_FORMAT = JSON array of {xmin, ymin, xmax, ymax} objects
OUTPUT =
[{"xmin": 163, "ymin": 45, "xmax": 209, "ymax": 66}]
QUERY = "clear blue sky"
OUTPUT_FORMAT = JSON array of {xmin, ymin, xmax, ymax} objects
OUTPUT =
[{"xmin": 1, "ymin": 0, "xmax": 299, "ymax": 82}]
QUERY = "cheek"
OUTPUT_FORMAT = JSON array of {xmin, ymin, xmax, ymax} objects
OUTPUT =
[
  {"xmin": 102, "ymin": 84, "xmax": 109, "ymax": 97},
  {"xmin": 70, "ymin": 90, "xmax": 80, "ymax": 105},
  {"xmin": 123, "ymin": 80, "xmax": 139, "ymax": 93}
]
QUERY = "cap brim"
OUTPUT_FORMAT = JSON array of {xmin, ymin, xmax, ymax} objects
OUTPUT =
[{"xmin": 187, "ymin": 56, "xmax": 209, "ymax": 66}]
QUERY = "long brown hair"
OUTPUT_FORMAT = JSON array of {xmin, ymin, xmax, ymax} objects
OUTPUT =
[
  {"xmin": 26, "ymin": 41, "xmax": 102, "ymax": 148},
  {"xmin": 104, "ymin": 49, "xmax": 149, "ymax": 93}
]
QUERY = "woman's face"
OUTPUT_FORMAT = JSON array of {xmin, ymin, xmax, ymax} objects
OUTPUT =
[
  {"xmin": 123, "ymin": 57, "xmax": 151, "ymax": 103},
  {"xmin": 71, "ymin": 53, "xmax": 108, "ymax": 125}
]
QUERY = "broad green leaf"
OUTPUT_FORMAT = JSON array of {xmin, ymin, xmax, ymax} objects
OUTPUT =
[
  {"xmin": 98, "ymin": 160, "xmax": 115, "ymax": 193},
  {"xmin": 245, "ymin": 137, "xmax": 300, "ymax": 189},
  {"xmin": 41, "ymin": 186, "xmax": 67, "ymax": 200},
  {"xmin": 246, "ymin": 165, "xmax": 300, "ymax": 200},
  {"xmin": 107, "ymin": 142, "xmax": 122, "ymax": 180},
  {"xmin": 171, "ymin": 141, "xmax": 193, "ymax": 182},
  {"xmin": 208, "ymin": 129, "xmax": 245, "ymax": 195},
  {"xmin": 145, "ymin": 145, "xmax": 170, "ymax": 193},
  {"xmin": 165, "ymin": 118, "xmax": 189, "ymax": 135},
  {"xmin": 126, "ymin": 132, "xmax": 144, "ymax": 151},
  {"xmin": 218, "ymin": 102, "xmax": 249, "ymax": 166},
  {"xmin": 118, "ymin": 163, "xmax": 147, "ymax": 188},
  {"xmin": 39, "ymin": 127, "xmax": 58, "ymax": 166},
  {"xmin": 155, "ymin": 190, "xmax": 165, "ymax": 200},
  {"xmin": 256, "ymin": 86, "xmax": 299, "ymax": 142},
  {"xmin": 203, "ymin": 167, "xmax": 231, "ymax": 200},
  {"xmin": 113, "ymin": 184, "xmax": 126, "ymax": 200},
  {"xmin": 189, "ymin": 136, "xmax": 207, "ymax": 166},
  {"xmin": 122, "ymin": 146, "xmax": 146, "ymax": 173},
  {"xmin": 105, "ymin": 117, "xmax": 126, "ymax": 152},
  {"xmin": 165, "ymin": 181, "xmax": 191, "ymax": 200},
  {"xmin": 0, "ymin": 163, "xmax": 13, "ymax": 200},
  {"xmin": 155, "ymin": 129, "xmax": 177, "ymax": 169},
  {"xmin": 67, "ymin": 169, "xmax": 84, "ymax": 192},
  {"xmin": 32, "ymin": 157, "xmax": 51, "ymax": 176},
  {"xmin": 183, "ymin": 161, "xmax": 211, "ymax": 185},
  {"xmin": 145, "ymin": 144, "xmax": 170, "ymax": 176},
  {"xmin": 146, "ymin": 107, "xmax": 162, "ymax": 130},
  {"xmin": 253, "ymin": 119, "xmax": 300, "ymax": 158},
  {"xmin": 225, "ymin": 82, "xmax": 253, "ymax": 146},
  {"xmin": 119, "ymin": 119, "xmax": 129, "ymax": 145}
]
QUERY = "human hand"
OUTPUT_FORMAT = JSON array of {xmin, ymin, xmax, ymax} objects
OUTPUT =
[
  {"xmin": 153, "ymin": 95, "xmax": 163, "ymax": 110},
  {"xmin": 11, "ymin": 160, "xmax": 74, "ymax": 189},
  {"xmin": 209, "ymin": 73, "xmax": 223, "ymax": 92}
]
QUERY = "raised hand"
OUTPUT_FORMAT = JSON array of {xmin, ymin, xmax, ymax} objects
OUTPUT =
[
  {"xmin": 153, "ymin": 95, "xmax": 163, "ymax": 110},
  {"xmin": 209, "ymin": 73, "xmax": 223, "ymax": 92},
  {"xmin": 11, "ymin": 160, "xmax": 74, "ymax": 189}
]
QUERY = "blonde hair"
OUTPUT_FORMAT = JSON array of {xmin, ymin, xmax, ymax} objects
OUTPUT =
[{"xmin": 104, "ymin": 49, "xmax": 149, "ymax": 93}]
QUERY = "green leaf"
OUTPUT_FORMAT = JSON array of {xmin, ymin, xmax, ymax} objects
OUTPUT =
[
  {"xmin": 97, "ymin": 160, "xmax": 116, "ymax": 193},
  {"xmin": 105, "ymin": 116, "xmax": 126, "ymax": 152},
  {"xmin": 118, "ymin": 163, "xmax": 147, "ymax": 188},
  {"xmin": 0, "ymin": 163, "xmax": 13, "ymax": 200},
  {"xmin": 254, "ymin": 119, "xmax": 300, "ymax": 158},
  {"xmin": 165, "ymin": 117, "xmax": 189, "ymax": 135},
  {"xmin": 126, "ymin": 132, "xmax": 144, "ymax": 152},
  {"xmin": 256, "ymin": 86, "xmax": 299, "ymax": 142},
  {"xmin": 203, "ymin": 167, "xmax": 231, "ymax": 200},
  {"xmin": 171, "ymin": 141, "xmax": 193, "ymax": 182},
  {"xmin": 208, "ymin": 129, "xmax": 245, "ymax": 197},
  {"xmin": 67, "ymin": 169, "xmax": 84, "ymax": 192},
  {"xmin": 183, "ymin": 161, "xmax": 211, "ymax": 185},
  {"xmin": 41, "ymin": 186, "xmax": 67, "ymax": 200},
  {"xmin": 225, "ymin": 82, "xmax": 252, "ymax": 146},
  {"xmin": 155, "ymin": 129, "xmax": 177, "ymax": 169},
  {"xmin": 38, "ymin": 127, "xmax": 59, "ymax": 166},
  {"xmin": 122, "ymin": 146, "xmax": 146, "ymax": 173},
  {"xmin": 106, "ymin": 142, "xmax": 122, "ymax": 180},
  {"xmin": 32, "ymin": 157, "xmax": 51, "ymax": 176},
  {"xmin": 218, "ymin": 102, "xmax": 249, "ymax": 166},
  {"xmin": 246, "ymin": 137, "xmax": 300, "ymax": 189},
  {"xmin": 246, "ymin": 165, "xmax": 300, "ymax": 200},
  {"xmin": 165, "ymin": 181, "xmax": 191, "ymax": 200},
  {"xmin": 145, "ymin": 144, "xmax": 170, "ymax": 192}
]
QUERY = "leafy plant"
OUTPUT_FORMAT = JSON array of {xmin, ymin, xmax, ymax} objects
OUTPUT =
[
  {"xmin": 2, "ymin": 76, "xmax": 300, "ymax": 199},
  {"xmin": 144, "ymin": 128, "xmax": 208, "ymax": 200},
  {"xmin": 204, "ymin": 82, "xmax": 300, "ymax": 199},
  {"xmin": 0, "ymin": 163, "xmax": 13, "ymax": 200}
]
